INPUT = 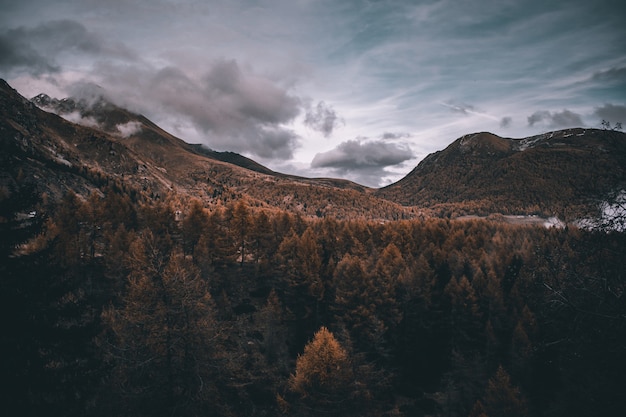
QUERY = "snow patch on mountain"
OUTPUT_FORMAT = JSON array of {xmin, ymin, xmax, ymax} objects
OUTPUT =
[
  {"xmin": 576, "ymin": 190, "xmax": 626, "ymax": 232},
  {"xmin": 516, "ymin": 133, "xmax": 547, "ymax": 151}
]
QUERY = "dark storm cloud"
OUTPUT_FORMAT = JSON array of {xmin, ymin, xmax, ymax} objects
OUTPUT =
[
  {"xmin": 304, "ymin": 101, "xmax": 343, "ymax": 137},
  {"xmin": 86, "ymin": 59, "xmax": 303, "ymax": 159},
  {"xmin": 0, "ymin": 34, "xmax": 58, "ymax": 74},
  {"xmin": 0, "ymin": 20, "xmax": 133, "ymax": 75},
  {"xmin": 527, "ymin": 109, "xmax": 583, "ymax": 128},
  {"xmin": 593, "ymin": 104, "xmax": 626, "ymax": 125}
]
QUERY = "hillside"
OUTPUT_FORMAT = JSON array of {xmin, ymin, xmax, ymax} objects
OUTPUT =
[
  {"xmin": 377, "ymin": 130, "xmax": 626, "ymax": 221},
  {"xmin": 1, "ymin": 79, "xmax": 411, "ymax": 220}
]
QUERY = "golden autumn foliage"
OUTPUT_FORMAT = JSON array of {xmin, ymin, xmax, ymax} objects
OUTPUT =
[
  {"xmin": 3, "ymin": 180, "xmax": 626, "ymax": 417},
  {"xmin": 289, "ymin": 327, "xmax": 352, "ymax": 396}
]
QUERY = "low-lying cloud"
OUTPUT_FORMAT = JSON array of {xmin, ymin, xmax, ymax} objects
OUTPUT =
[
  {"xmin": 116, "ymin": 121, "xmax": 142, "ymax": 138},
  {"xmin": 91, "ymin": 59, "xmax": 304, "ymax": 159},
  {"xmin": 312, "ymin": 139, "xmax": 413, "ymax": 170},
  {"xmin": 527, "ymin": 109, "xmax": 583, "ymax": 128},
  {"xmin": 593, "ymin": 103, "xmax": 626, "ymax": 126},
  {"xmin": 59, "ymin": 110, "xmax": 99, "ymax": 129},
  {"xmin": 1, "ymin": 19, "xmax": 306, "ymax": 160},
  {"xmin": 311, "ymin": 138, "xmax": 415, "ymax": 186}
]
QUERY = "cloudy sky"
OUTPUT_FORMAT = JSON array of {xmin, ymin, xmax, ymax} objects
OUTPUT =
[{"xmin": 2, "ymin": 0, "xmax": 625, "ymax": 186}]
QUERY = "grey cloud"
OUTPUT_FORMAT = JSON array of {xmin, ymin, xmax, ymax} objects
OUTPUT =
[
  {"xmin": 88, "ymin": 59, "xmax": 303, "ymax": 159},
  {"xmin": 381, "ymin": 132, "xmax": 411, "ymax": 139},
  {"xmin": 199, "ymin": 60, "xmax": 301, "ymax": 127},
  {"xmin": 116, "ymin": 121, "xmax": 143, "ymax": 138},
  {"xmin": 304, "ymin": 101, "xmax": 343, "ymax": 137},
  {"xmin": 527, "ymin": 110, "xmax": 550, "ymax": 126},
  {"xmin": 66, "ymin": 81, "xmax": 109, "ymax": 106},
  {"xmin": 591, "ymin": 67, "xmax": 626, "ymax": 85},
  {"xmin": 311, "ymin": 139, "xmax": 414, "ymax": 170},
  {"xmin": 593, "ymin": 103, "xmax": 626, "ymax": 125},
  {"xmin": 60, "ymin": 111, "xmax": 99, "ymax": 129},
  {"xmin": 253, "ymin": 127, "xmax": 300, "ymax": 159},
  {"xmin": 0, "ymin": 20, "xmax": 133, "ymax": 76},
  {"xmin": 500, "ymin": 116, "xmax": 512, "ymax": 128},
  {"xmin": 0, "ymin": 32, "xmax": 59, "ymax": 75},
  {"xmin": 551, "ymin": 110, "xmax": 583, "ymax": 127},
  {"xmin": 310, "ymin": 139, "xmax": 415, "ymax": 187},
  {"xmin": 527, "ymin": 109, "xmax": 583, "ymax": 128}
]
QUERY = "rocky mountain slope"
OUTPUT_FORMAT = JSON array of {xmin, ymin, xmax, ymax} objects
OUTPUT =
[
  {"xmin": 376, "ymin": 130, "xmax": 626, "ymax": 221},
  {"xmin": 1, "ymin": 79, "xmax": 411, "ymax": 220}
]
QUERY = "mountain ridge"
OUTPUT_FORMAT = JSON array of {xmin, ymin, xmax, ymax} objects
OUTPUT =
[
  {"xmin": 376, "ymin": 128, "xmax": 626, "ymax": 220},
  {"xmin": 3, "ymin": 78, "xmax": 626, "ymax": 224},
  {"xmin": 1, "ymin": 79, "xmax": 409, "ymax": 220}
]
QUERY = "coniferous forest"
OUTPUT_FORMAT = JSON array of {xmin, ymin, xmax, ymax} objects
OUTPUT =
[{"xmin": 2, "ymin": 179, "xmax": 625, "ymax": 417}]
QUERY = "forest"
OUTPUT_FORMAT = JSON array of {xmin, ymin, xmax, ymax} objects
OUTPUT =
[{"xmin": 1, "ymin": 179, "xmax": 625, "ymax": 417}]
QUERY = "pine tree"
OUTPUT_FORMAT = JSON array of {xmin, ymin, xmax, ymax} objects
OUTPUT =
[
  {"xmin": 332, "ymin": 253, "xmax": 385, "ymax": 354},
  {"xmin": 249, "ymin": 210, "xmax": 275, "ymax": 271},
  {"xmin": 181, "ymin": 199, "xmax": 208, "ymax": 256},
  {"xmin": 102, "ymin": 254, "xmax": 225, "ymax": 417},
  {"xmin": 227, "ymin": 199, "xmax": 251, "ymax": 266},
  {"xmin": 481, "ymin": 366, "xmax": 528, "ymax": 417},
  {"xmin": 288, "ymin": 327, "xmax": 354, "ymax": 416},
  {"xmin": 258, "ymin": 289, "xmax": 288, "ymax": 365}
]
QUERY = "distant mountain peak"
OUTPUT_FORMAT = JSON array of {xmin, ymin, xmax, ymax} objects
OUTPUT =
[
  {"xmin": 456, "ymin": 132, "xmax": 513, "ymax": 154},
  {"xmin": 31, "ymin": 92, "xmax": 114, "ymax": 115},
  {"xmin": 377, "ymin": 127, "xmax": 626, "ymax": 221}
]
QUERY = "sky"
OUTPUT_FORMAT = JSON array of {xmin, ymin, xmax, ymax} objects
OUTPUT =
[{"xmin": 1, "ymin": 0, "xmax": 625, "ymax": 187}]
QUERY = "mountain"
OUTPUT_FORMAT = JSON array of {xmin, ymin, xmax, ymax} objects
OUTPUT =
[
  {"xmin": 1, "ymin": 79, "xmax": 410, "ymax": 220},
  {"xmin": 30, "ymin": 92, "xmax": 279, "ymax": 176},
  {"xmin": 4, "ymin": 78, "xmax": 625, "ymax": 224},
  {"xmin": 377, "ymin": 130, "xmax": 626, "ymax": 221}
]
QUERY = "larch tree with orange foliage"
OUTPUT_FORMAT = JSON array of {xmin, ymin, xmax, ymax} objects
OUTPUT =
[{"xmin": 288, "ymin": 327, "xmax": 356, "ymax": 416}]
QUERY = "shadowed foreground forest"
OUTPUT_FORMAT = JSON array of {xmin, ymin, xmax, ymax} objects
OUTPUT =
[{"xmin": 2, "ymin": 184, "xmax": 625, "ymax": 417}]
